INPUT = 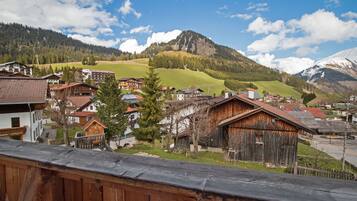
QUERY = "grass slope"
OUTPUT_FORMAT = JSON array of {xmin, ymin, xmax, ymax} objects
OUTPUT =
[
  {"xmin": 47, "ymin": 60, "xmax": 225, "ymax": 95},
  {"xmin": 253, "ymin": 81, "xmax": 301, "ymax": 99},
  {"xmin": 45, "ymin": 59, "xmax": 301, "ymax": 98}
]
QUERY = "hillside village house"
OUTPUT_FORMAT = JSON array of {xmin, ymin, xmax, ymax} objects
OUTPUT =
[
  {"xmin": 67, "ymin": 96, "xmax": 96, "ymax": 125},
  {"xmin": 0, "ymin": 61, "xmax": 33, "ymax": 76},
  {"xmin": 41, "ymin": 73, "xmax": 63, "ymax": 84},
  {"xmin": 0, "ymin": 77, "xmax": 48, "ymax": 142},
  {"xmin": 50, "ymin": 82, "xmax": 97, "ymax": 98},
  {"xmin": 82, "ymin": 69, "xmax": 115, "ymax": 84},
  {"xmin": 118, "ymin": 77, "xmax": 144, "ymax": 90},
  {"xmin": 176, "ymin": 88, "xmax": 204, "ymax": 101}
]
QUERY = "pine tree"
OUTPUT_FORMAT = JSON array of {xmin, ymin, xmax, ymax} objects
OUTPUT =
[
  {"xmin": 134, "ymin": 67, "xmax": 163, "ymax": 143},
  {"xmin": 95, "ymin": 77, "xmax": 128, "ymax": 143}
]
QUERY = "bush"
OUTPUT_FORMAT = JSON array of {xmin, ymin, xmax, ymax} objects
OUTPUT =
[{"xmin": 224, "ymin": 80, "xmax": 258, "ymax": 91}]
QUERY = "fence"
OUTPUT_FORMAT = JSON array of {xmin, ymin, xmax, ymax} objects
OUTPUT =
[
  {"xmin": 74, "ymin": 134, "xmax": 105, "ymax": 149},
  {"xmin": 286, "ymin": 166, "xmax": 356, "ymax": 181}
]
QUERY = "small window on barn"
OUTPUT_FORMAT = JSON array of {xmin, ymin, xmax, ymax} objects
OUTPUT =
[
  {"xmin": 11, "ymin": 117, "xmax": 20, "ymax": 128},
  {"xmin": 255, "ymin": 134, "xmax": 263, "ymax": 144}
]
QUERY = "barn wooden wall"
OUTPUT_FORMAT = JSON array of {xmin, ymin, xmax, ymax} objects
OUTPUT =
[
  {"xmin": 227, "ymin": 112, "xmax": 298, "ymax": 166},
  {"xmin": 204, "ymin": 99, "xmax": 254, "ymax": 147},
  {"xmin": 0, "ymin": 157, "xmax": 254, "ymax": 201}
]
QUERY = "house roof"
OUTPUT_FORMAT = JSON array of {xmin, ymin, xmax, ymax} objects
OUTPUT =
[
  {"xmin": 216, "ymin": 95, "xmax": 313, "ymax": 133},
  {"xmin": 41, "ymin": 74, "xmax": 61, "ymax": 79},
  {"xmin": 288, "ymin": 111, "xmax": 320, "ymax": 129},
  {"xmin": 70, "ymin": 111, "xmax": 96, "ymax": 117},
  {"xmin": 50, "ymin": 82, "xmax": 97, "ymax": 91},
  {"xmin": 304, "ymin": 107, "xmax": 326, "ymax": 119},
  {"xmin": 0, "ymin": 61, "xmax": 32, "ymax": 68},
  {"xmin": 0, "ymin": 139, "xmax": 356, "ymax": 201},
  {"xmin": 67, "ymin": 96, "xmax": 92, "ymax": 108},
  {"xmin": 82, "ymin": 118, "xmax": 107, "ymax": 131},
  {"xmin": 316, "ymin": 120, "xmax": 357, "ymax": 134},
  {"xmin": 0, "ymin": 77, "xmax": 48, "ymax": 105}
]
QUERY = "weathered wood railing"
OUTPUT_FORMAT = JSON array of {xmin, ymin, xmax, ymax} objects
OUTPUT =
[
  {"xmin": 0, "ymin": 139, "xmax": 356, "ymax": 201},
  {"xmin": 286, "ymin": 166, "xmax": 356, "ymax": 181},
  {"xmin": 74, "ymin": 134, "xmax": 105, "ymax": 149}
]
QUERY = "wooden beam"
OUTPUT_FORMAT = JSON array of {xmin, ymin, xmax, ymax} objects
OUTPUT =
[{"xmin": 17, "ymin": 167, "xmax": 42, "ymax": 201}]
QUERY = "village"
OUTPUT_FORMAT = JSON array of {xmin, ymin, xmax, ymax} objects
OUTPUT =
[{"xmin": 1, "ymin": 60, "xmax": 357, "ymax": 182}]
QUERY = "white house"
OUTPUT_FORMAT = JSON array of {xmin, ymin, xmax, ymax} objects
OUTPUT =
[
  {"xmin": 0, "ymin": 77, "xmax": 48, "ymax": 142},
  {"xmin": 0, "ymin": 61, "xmax": 33, "ymax": 76}
]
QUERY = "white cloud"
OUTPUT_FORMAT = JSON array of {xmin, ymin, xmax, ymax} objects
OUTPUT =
[
  {"xmin": 247, "ymin": 2, "xmax": 269, "ymax": 12},
  {"xmin": 118, "ymin": 0, "xmax": 141, "ymax": 18},
  {"xmin": 249, "ymin": 53, "xmax": 315, "ymax": 74},
  {"xmin": 230, "ymin": 13, "xmax": 252, "ymax": 20},
  {"xmin": 247, "ymin": 10, "xmax": 357, "ymax": 53},
  {"xmin": 69, "ymin": 34, "xmax": 120, "ymax": 47},
  {"xmin": 0, "ymin": 0, "xmax": 117, "ymax": 36},
  {"xmin": 129, "ymin": 25, "xmax": 152, "ymax": 34},
  {"xmin": 295, "ymin": 46, "xmax": 318, "ymax": 57},
  {"xmin": 247, "ymin": 17, "xmax": 285, "ymax": 35},
  {"xmin": 119, "ymin": 29, "xmax": 182, "ymax": 53},
  {"xmin": 237, "ymin": 50, "xmax": 246, "ymax": 56},
  {"xmin": 342, "ymin": 11, "xmax": 357, "ymax": 20}
]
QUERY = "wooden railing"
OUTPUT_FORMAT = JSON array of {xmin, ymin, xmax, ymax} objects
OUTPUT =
[
  {"xmin": 286, "ymin": 166, "xmax": 356, "ymax": 181},
  {"xmin": 74, "ymin": 134, "xmax": 105, "ymax": 149},
  {"xmin": 0, "ymin": 126, "xmax": 26, "ymax": 140},
  {"xmin": 0, "ymin": 139, "xmax": 356, "ymax": 201}
]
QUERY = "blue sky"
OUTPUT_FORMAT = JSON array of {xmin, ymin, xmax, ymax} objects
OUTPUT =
[{"xmin": 0, "ymin": 0, "xmax": 356, "ymax": 73}]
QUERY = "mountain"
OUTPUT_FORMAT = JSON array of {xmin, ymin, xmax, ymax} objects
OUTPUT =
[
  {"xmin": 297, "ymin": 47, "xmax": 357, "ymax": 94},
  {"xmin": 144, "ymin": 30, "xmax": 315, "ymax": 97},
  {"xmin": 0, "ymin": 23, "xmax": 121, "ymax": 64}
]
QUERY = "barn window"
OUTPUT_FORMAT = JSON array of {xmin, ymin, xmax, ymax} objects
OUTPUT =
[
  {"xmin": 11, "ymin": 117, "xmax": 20, "ymax": 127},
  {"xmin": 255, "ymin": 134, "xmax": 263, "ymax": 144}
]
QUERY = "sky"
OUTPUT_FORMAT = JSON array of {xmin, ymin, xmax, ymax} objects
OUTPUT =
[{"xmin": 0, "ymin": 0, "xmax": 356, "ymax": 74}]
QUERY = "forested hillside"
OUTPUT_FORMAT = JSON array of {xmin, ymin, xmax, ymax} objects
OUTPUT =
[
  {"xmin": 0, "ymin": 23, "xmax": 122, "ymax": 64},
  {"xmin": 145, "ymin": 31, "xmax": 314, "ymax": 96}
]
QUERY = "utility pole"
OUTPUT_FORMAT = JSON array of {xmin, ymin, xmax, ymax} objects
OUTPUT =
[{"xmin": 342, "ymin": 101, "xmax": 349, "ymax": 171}]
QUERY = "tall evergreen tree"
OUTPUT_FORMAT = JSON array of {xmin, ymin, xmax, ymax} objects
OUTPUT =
[
  {"xmin": 135, "ymin": 67, "xmax": 163, "ymax": 143},
  {"xmin": 95, "ymin": 77, "xmax": 128, "ymax": 143}
]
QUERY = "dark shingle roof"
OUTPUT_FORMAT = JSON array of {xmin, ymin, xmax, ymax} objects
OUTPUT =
[{"xmin": 0, "ymin": 77, "xmax": 47, "ymax": 104}]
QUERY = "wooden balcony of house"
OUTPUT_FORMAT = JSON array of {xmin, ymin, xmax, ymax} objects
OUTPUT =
[
  {"xmin": 0, "ymin": 126, "xmax": 26, "ymax": 140},
  {"xmin": 0, "ymin": 139, "xmax": 356, "ymax": 201}
]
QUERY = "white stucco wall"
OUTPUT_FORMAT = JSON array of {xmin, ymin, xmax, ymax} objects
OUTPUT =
[{"xmin": 0, "ymin": 110, "xmax": 43, "ymax": 142}]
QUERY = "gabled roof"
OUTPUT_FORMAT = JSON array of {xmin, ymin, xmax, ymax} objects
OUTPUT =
[
  {"xmin": 67, "ymin": 96, "xmax": 92, "ymax": 108},
  {"xmin": 41, "ymin": 74, "xmax": 61, "ymax": 79},
  {"xmin": 304, "ymin": 107, "xmax": 326, "ymax": 119},
  {"xmin": 0, "ymin": 61, "xmax": 32, "ymax": 68},
  {"xmin": 82, "ymin": 118, "xmax": 107, "ymax": 131},
  {"xmin": 216, "ymin": 94, "xmax": 313, "ymax": 133},
  {"xmin": 0, "ymin": 77, "xmax": 48, "ymax": 105},
  {"xmin": 50, "ymin": 82, "xmax": 97, "ymax": 91},
  {"xmin": 70, "ymin": 111, "xmax": 96, "ymax": 117}
]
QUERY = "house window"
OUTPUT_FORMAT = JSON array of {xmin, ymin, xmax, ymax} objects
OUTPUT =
[
  {"xmin": 11, "ymin": 117, "xmax": 20, "ymax": 127},
  {"xmin": 33, "ymin": 113, "xmax": 35, "ymax": 123},
  {"xmin": 90, "ymin": 105, "xmax": 93, "ymax": 110},
  {"xmin": 255, "ymin": 134, "xmax": 263, "ymax": 144}
]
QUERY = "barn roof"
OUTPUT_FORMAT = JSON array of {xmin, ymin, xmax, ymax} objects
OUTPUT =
[
  {"xmin": 50, "ymin": 82, "xmax": 97, "ymax": 91},
  {"xmin": 0, "ymin": 139, "xmax": 356, "ymax": 201},
  {"xmin": 215, "ymin": 95, "xmax": 313, "ymax": 133},
  {"xmin": 0, "ymin": 77, "xmax": 48, "ymax": 105}
]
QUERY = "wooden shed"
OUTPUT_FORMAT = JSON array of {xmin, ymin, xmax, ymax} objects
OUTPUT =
[
  {"xmin": 82, "ymin": 118, "xmax": 107, "ymax": 137},
  {"xmin": 203, "ymin": 95, "xmax": 312, "ymax": 166}
]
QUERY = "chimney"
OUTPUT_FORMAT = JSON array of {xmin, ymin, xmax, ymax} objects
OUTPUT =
[
  {"xmin": 248, "ymin": 90, "xmax": 255, "ymax": 99},
  {"xmin": 224, "ymin": 92, "xmax": 232, "ymax": 99}
]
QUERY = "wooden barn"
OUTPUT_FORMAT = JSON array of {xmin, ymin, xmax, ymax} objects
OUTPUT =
[
  {"xmin": 202, "ymin": 95, "xmax": 312, "ymax": 166},
  {"xmin": 82, "ymin": 118, "xmax": 106, "ymax": 137}
]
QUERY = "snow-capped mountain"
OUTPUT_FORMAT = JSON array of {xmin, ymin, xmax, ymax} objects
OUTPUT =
[{"xmin": 297, "ymin": 47, "xmax": 357, "ymax": 93}]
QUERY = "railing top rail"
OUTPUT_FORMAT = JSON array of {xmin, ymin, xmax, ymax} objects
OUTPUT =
[{"xmin": 0, "ymin": 139, "xmax": 356, "ymax": 201}]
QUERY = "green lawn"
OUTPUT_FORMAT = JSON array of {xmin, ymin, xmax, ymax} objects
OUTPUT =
[
  {"xmin": 116, "ymin": 142, "xmax": 285, "ymax": 173},
  {"xmin": 56, "ymin": 126, "xmax": 82, "ymax": 140},
  {"xmin": 297, "ymin": 143, "xmax": 356, "ymax": 173},
  {"xmin": 252, "ymin": 80, "xmax": 302, "ymax": 99},
  {"xmin": 46, "ymin": 60, "xmax": 226, "ymax": 95}
]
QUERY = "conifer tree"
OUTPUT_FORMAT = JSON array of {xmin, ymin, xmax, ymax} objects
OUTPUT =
[
  {"xmin": 95, "ymin": 77, "xmax": 127, "ymax": 143},
  {"xmin": 135, "ymin": 67, "xmax": 163, "ymax": 143}
]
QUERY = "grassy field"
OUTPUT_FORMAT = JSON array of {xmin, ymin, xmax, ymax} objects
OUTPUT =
[
  {"xmin": 253, "ymin": 80, "xmax": 302, "ymax": 99},
  {"xmin": 44, "ymin": 59, "xmax": 302, "ymax": 98},
  {"xmin": 116, "ymin": 142, "xmax": 285, "ymax": 173},
  {"xmin": 45, "ymin": 60, "xmax": 226, "ymax": 95}
]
